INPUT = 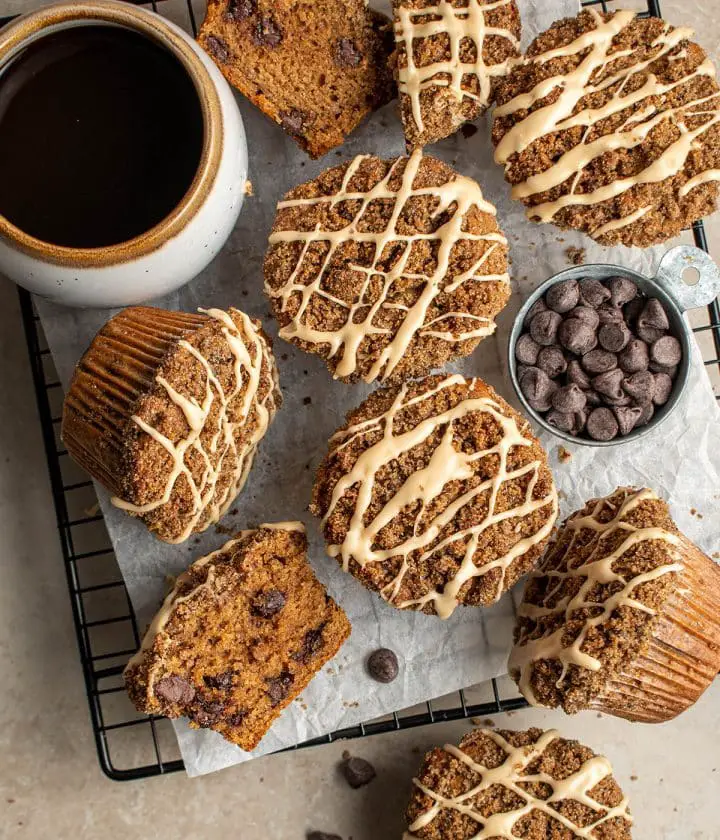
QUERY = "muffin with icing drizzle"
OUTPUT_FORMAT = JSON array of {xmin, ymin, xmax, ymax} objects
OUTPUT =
[
  {"xmin": 310, "ymin": 373, "xmax": 557, "ymax": 618},
  {"xmin": 264, "ymin": 150, "xmax": 510, "ymax": 384},
  {"xmin": 62, "ymin": 306, "xmax": 280, "ymax": 544},
  {"xmin": 392, "ymin": 0, "xmax": 521, "ymax": 149},
  {"xmin": 510, "ymin": 487, "xmax": 720, "ymax": 723},
  {"xmin": 406, "ymin": 727, "xmax": 633, "ymax": 839},
  {"xmin": 491, "ymin": 9, "xmax": 720, "ymax": 247},
  {"xmin": 124, "ymin": 523, "xmax": 350, "ymax": 751}
]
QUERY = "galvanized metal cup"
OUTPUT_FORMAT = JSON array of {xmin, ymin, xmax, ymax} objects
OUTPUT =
[{"xmin": 508, "ymin": 245, "xmax": 720, "ymax": 447}]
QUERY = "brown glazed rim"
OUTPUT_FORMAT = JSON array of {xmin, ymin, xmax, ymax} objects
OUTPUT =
[{"xmin": 0, "ymin": 0, "xmax": 222, "ymax": 268}]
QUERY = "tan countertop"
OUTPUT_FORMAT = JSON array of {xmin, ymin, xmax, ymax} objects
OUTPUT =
[{"xmin": 1, "ymin": 2, "xmax": 720, "ymax": 838}]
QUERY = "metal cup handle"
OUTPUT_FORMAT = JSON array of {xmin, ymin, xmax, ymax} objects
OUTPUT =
[{"xmin": 654, "ymin": 245, "xmax": 720, "ymax": 312}]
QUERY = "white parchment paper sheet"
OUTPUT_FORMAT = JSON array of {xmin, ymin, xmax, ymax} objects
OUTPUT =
[{"xmin": 34, "ymin": 0, "xmax": 720, "ymax": 776}]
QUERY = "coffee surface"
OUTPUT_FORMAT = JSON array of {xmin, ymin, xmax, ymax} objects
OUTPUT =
[{"xmin": 0, "ymin": 25, "xmax": 204, "ymax": 248}]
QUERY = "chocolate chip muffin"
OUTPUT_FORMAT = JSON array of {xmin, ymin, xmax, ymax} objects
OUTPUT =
[
  {"xmin": 198, "ymin": 0, "xmax": 394, "ymax": 158},
  {"xmin": 62, "ymin": 306, "xmax": 280, "ymax": 543},
  {"xmin": 310, "ymin": 374, "xmax": 557, "ymax": 618},
  {"xmin": 510, "ymin": 487, "xmax": 720, "ymax": 723},
  {"xmin": 492, "ymin": 9, "xmax": 720, "ymax": 247},
  {"xmin": 392, "ymin": 0, "xmax": 521, "ymax": 149},
  {"xmin": 264, "ymin": 151, "xmax": 510, "ymax": 384},
  {"xmin": 406, "ymin": 727, "xmax": 633, "ymax": 838},
  {"xmin": 124, "ymin": 523, "xmax": 350, "ymax": 751}
]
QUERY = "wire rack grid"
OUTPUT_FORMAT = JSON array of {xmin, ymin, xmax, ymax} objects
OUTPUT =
[{"xmin": 15, "ymin": 0, "xmax": 720, "ymax": 781}]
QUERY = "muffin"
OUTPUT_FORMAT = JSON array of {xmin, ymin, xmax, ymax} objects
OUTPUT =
[
  {"xmin": 392, "ymin": 0, "xmax": 521, "ymax": 149},
  {"xmin": 124, "ymin": 523, "xmax": 350, "ymax": 751},
  {"xmin": 510, "ymin": 487, "xmax": 720, "ymax": 723},
  {"xmin": 406, "ymin": 727, "xmax": 633, "ymax": 839},
  {"xmin": 198, "ymin": 0, "xmax": 394, "ymax": 158},
  {"xmin": 491, "ymin": 9, "xmax": 720, "ymax": 247},
  {"xmin": 264, "ymin": 151, "xmax": 510, "ymax": 384},
  {"xmin": 62, "ymin": 306, "xmax": 280, "ymax": 543},
  {"xmin": 310, "ymin": 373, "xmax": 557, "ymax": 618}
]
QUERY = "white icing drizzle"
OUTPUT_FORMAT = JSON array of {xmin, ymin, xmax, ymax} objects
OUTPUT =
[
  {"xmin": 509, "ymin": 488, "xmax": 684, "ymax": 706},
  {"xmin": 679, "ymin": 168, "xmax": 720, "ymax": 196},
  {"xmin": 111, "ymin": 308, "xmax": 279, "ymax": 544},
  {"xmin": 493, "ymin": 9, "xmax": 720, "ymax": 237},
  {"xmin": 266, "ymin": 149, "xmax": 509, "ymax": 383},
  {"xmin": 394, "ymin": 0, "xmax": 519, "ymax": 134},
  {"xmin": 407, "ymin": 728, "xmax": 632, "ymax": 838},
  {"xmin": 258, "ymin": 521, "xmax": 305, "ymax": 532},
  {"xmin": 322, "ymin": 374, "xmax": 557, "ymax": 618}
]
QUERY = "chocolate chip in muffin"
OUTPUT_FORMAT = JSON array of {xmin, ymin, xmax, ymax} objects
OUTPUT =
[
  {"xmin": 155, "ymin": 675, "xmax": 195, "ymax": 705},
  {"xmin": 251, "ymin": 589, "xmax": 287, "ymax": 618},
  {"xmin": 335, "ymin": 38, "xmax": 362, "ymax": 68}
]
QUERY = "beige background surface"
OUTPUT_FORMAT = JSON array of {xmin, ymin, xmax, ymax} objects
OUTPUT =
[{"xmin": 1, "ymin": 1, "xmax": 720, "ymax": 838}]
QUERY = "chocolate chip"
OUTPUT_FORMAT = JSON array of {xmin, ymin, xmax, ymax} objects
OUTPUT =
[
  {"xmin": 618, "ymin": 339, "xmax": 649, "ymax": 373},
  {"xmin": 203, "ymin": 671, "xmax": 234, "ymax": 690},
  {"xmin": 558, "ymin": 318, "xmax": 597, "ymax": 355},
  {"xmin": 292, "ymin": 623, "xmax": 326, "ymax": 663},
  {"xmin": 568, "ymin": 305, "xmax": 600, "ymax": 329},
  {"xmin": 537, "ymin": 345, "xmax": 567, "ymax": 379},
  {"xmin": 635, "ymin": 401, "xmax": 655, "ymax": 427},
  {"xmin": 639, "ymin": 298, "xmax": 670, "ymax": 331},
  {"xmin": 460, "ymin": 123, "xmax": 478, "ymax": 139},
  {"xmin": 597, "ymin": 305, "xmax": 624, "ymax": 326},
  {"xmin": 251, "ymin": 589, "xmax": 286, "ymax": 618},
  {"xmin": 582, "ymin": 348, "xmax": 617, "ymax": 374},
  {"xmin": 519, "ymin": 367, "xmax": 557, "ymax": 412},
  {"xmin": 651, "ymin": 335, "xmax": 682, "ymax": 367},
  {"xmin": 155, "ymin": 675, "xmax": 195, "ymax": 705},
  {"xmin": 593, "ymin": 369, "xmax": 625, "ymax": 401},
  {"xmin": 514, "ymin": 333, "xmax": 541, "ymax": 365},
  {"xmin": 551, "ymin": 384, "xmax": 586, "ymax": 413},
  {"xmin": 516, "ymin": 363, "xmax": 532, "ymax": 380},
  {"xmin": 252, "ymin": 14, "xmax": 283, "ymax": 47},
  {"xmin": 546, "ymin": 279, "xmax": 580, "ymax": 313},
  {"xmin": 623, "ymin": 297, "xmax": 645, "ymax": 328},
  {"xmin": 623, "ymin": 371, "xmax": 655, "ymax": 405},
  {"xmin": 341, "ymin": 756, "xmax": 376, "ymax": 788},
  {"xmin": 567, "ymin": 360, "xmax": 592, "ymax": 390},
  {"xmin": 367, "ymin": 648, "xmax": 399, "ymax": 683},
  {"xmin": 529, "ymin": 310, "xmax": 562, "ymax": 346},
  {"xmin": 598, "ymin": 321, "xmax": 630, "ymax": 353},
  {"xmin": 205, "ymin": 35, "xmax": 230, "ymax": 62},
  {"xmin": 584, "ymin": 389, "xmax": 602, "ymax": 406},
  {"xmin": 586, "ymin": 407, "xmax": 619, "ymax": 441},
  {"xmin": 334, "ymin": 38, "xmax": 362, "ymax": 68},
  {"xmin": 193, "ymin": 698, "xmax": 225, "ymax": 727},
  {"xmin": 579, "ymin": 278, "xmax": 611, "ymax": 308},
  {"xmin": 524, "ymin": 297, "xmax": 548, "ymax": 328},
  {"xmin": 281, "ymin": 108, "xmax": 308, "ymax": 137},
  {"xmin": 307, "ymin": 833, "xmax": 343, "ymax": 840},
  {"xmin": 653, "ymin": 372, "xmax": 674, "ymax": 406},
  {"xmin": 573, "ymin": 409, "xmax": 588, "ymax": 434},
  {"xmin": 636, "ymin": 323, "xmax": 666, "ymax": 344},
  {"xmin": 608, "ymin": 276, "xmax": 638, "ymax": 307},
  {"xmin": 649, "ymin": 361, "xmax": 678, "ymax": 377},
  {"xmin": 266, "ymin": 669, "xmax": 294, "ymax": 706},
  {"xmin": 546, "ymin": 410, "xmax": 575, "ymax": 433},
  {"xmin": 227, "ymin": 0, "xmax": 256, "ymax": 20},
  {"xmin": 615, "ymin": 405, "xmax": 643, "ymax": 436},
  {"xmin": 227, "ymin": 710, "xmax": 248, "ymax": 727}
]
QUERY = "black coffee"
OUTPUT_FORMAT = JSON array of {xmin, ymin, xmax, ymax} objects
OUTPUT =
[{"xmin": 0, "ymin": 25, "xmax": 204, "ymax": 248}]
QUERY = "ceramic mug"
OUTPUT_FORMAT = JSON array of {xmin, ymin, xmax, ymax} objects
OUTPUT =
[{"xmin": 0, "ymin": 0, "xmax": 247, "ymax": 308}]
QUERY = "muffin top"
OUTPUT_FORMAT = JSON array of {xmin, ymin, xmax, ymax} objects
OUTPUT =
[
  {"xmin": 310, "ymin": 374, "xmax": 557, "ymax": 618},
  {"xmin": 491, "ymin": 9, "xmax": 720, "ymax": 247},
  {"xmin": 264, "ymin": 151, "xmax": 510, "ymax": 384},
  {"xmin": 510, "ymin": 486, "xmax": 687, "ymax": 712},
  {"xmin": 406, "ymin": 727, "xmax": 632, "ymax": 839}
]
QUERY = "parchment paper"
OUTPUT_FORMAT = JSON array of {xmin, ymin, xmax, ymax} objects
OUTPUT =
[{"xmin": 34, "ymin": 0, "xmax": 720, "ymax": 777}]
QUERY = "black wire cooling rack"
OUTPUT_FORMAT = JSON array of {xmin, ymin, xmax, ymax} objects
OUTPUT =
[{"xmin": 15, "ymin": 0, "xmax": 720, "ymax": 781}]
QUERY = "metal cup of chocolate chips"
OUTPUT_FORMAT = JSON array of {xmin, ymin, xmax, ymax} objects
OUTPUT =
[{"xmin": 509, "ymin": 245, "xmax": 720, "ymax": 447}]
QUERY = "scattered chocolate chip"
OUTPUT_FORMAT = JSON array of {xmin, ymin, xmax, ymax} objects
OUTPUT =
[
  {"xmin": 367, "ymin": 648, "xmax": 399, "ymax": 683},
  {"xmin": 546, "ymin": 410, "xmax": 575, "ymax": 433},
  {"xmin": 586, "ymin": 407, "xmax": 619, "ymax": 441},
  {"xmin": 651, "ymin": 335, "xmax": 682, "ymax": 367},
  {"xmin": 618, "ymin": 339, "xmax": 649, "ymax": 373},
  {"xmin": 334, "ymin": 38, "xmax": 362, "ymax": 68},
  {"xmin": 514, "ymin": 333, "xmax": 541, "ymax": 365},
  {"xmin": 307, "ymin": 833, "xmax": 343, "ymax": 840},
  {"xmin": 280, "ymin": 108, "xmax": 308, "ymax": 137},
  {"xmin": 292, "ymin": 624, "xmax": 326, "ymax": 663},
  {"xmin": 551, "ymin": 383, "xmax": 586, "ymax": 413},
  {"xmin": 266, "ymin": 669, "xmax": 294, "ymax": 706},
  {"xmin": 623, "ymin": 371, "xmax": 655, "ymax": 405},
  {"xmin": 227, "ymin": 0, "xmax": 256, "ymax": 20},
  {"xmin": 546, "ymin": 279, "xmax": 580, "ymax": 313},
  {"xmin": 252, "ymin": 14, "xmax": 283, "ymax": 47},
  {"xmin": 614, "ymin": 405, "xmax": 643, "ymax": 436},
  {"xmin": 524, "ymin": 297, "xmax": 548, "ymax": 328},
  {"xmin": 460, "ymin": 123, "xmax": 478, "ymax": 138},
  {"xmin": 341, "ymin": 756, "xmax": 376, "ymax": 788},
  {"xmin": 203, "ymin": 671, "xmax": 234, "ymax": 691},
  {"xmin": 537, "ymin": 345, "xmax": 567, "ymax": 379},
  {"xmin": 205, "ymin": 35, "xmax": 230, "ymax": 62},
  {"xmin": 582, "ymin": 348, "xmax": 617, "ymax": 374},
  {"xmin": 597, "ymin": 305, "xmax": 624, "ymax": 326},
  {"xmin": 635, "ymin": 401, "xmax": 655, "ymax": 427},
  {"xmin": 598, "ymin": 321, "xmax": 631, "ymax": 353},
  {"xmin": 251, "ymin": 588, "xmax": 286, "ymax": 618},
  {"xmin": 608, "ymin": 276, "xmax": 638, "ymax": 307},
  {"xmin": 593, "ymin": 369, "xmax": 625, "ymax": 401},
  {"xmin": 303, "ymin": 396, "xmax": 312, "ymax": 405},
  {"xmin": 155, "ymin": 675, "xmax": 195, "ymax": 705},
  {"xmin": 579, "ymin": 278, "xmax": 611, "ymax": 308},
  {"xmin": 567, "ymin": 360, "xmax": 592, "ymax": 389},
  {"xmin": 529, "ymin": 310, "xmax": 562, "ymax": 346},
  {"xmin": 519, "ymin": 367, "xmax": 557, "ymax": 412},
  {"xmin": 568, "ymin": 305, "xmax": 600, "ymax": 329},
  {"xmin": 653, "ymin": 372, "xmax": 674, "ymax": 406},
  {"xmin": 558, "ymin": 318, "xmax": 597, "ymax": 355}
]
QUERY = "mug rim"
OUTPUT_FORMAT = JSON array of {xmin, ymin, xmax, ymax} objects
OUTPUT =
[{"xmin": 0, "ymin": 0, "xmax": 223, "ymax": 268}]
